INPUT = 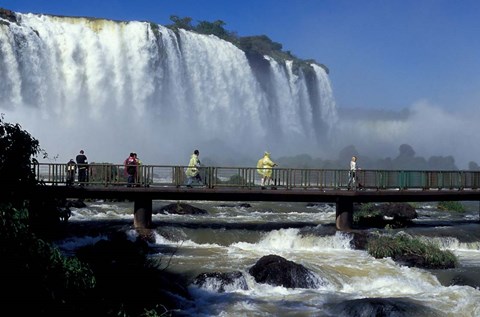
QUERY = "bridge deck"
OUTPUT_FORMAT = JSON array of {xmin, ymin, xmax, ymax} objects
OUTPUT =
[
  {"xmin": 32, "ymin": 185, "xmax": 480, "ymax": 203},
  {"xmin": 30, "ymin": 163, "xmax": 480, "ymax": 230}
]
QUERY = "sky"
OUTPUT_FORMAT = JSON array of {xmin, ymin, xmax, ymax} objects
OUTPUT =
[
  {"xmin": 1, "ymin": 0, "xmax": 479, "ymax": 112},
  {"xmin": 1, "ymin": 0, "xmax": 480, "ymax": 167}
]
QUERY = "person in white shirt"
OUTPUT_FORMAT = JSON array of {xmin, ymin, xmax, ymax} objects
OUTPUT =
[{"xmin": 348, "ymin": 156, "xmax": 358, "ymax": 190}]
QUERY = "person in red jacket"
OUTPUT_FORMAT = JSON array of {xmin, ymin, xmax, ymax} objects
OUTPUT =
[{"xmin": 124, "ymin": 152, "xmax": 138, "ymax": 187}]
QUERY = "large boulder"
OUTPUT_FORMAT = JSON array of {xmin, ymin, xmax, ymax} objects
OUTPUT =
[
  {"xmin": 192, "ymin": 271, "xmax": 248, "ymax": 293},
  {"xmin": 349, "ymin": 231, "xmax": 372, "ymax": 250},
  {"xmin": 65, "ymin": 199, "xmax": 87, "ymax": 208},
  {"xmin": 378, "ymin": 202, "xmax": 417, "ymax": 220},
  {"xmin": 329, "ymin": 297, "xmax": 444, "ymax": 317},
  {"xmin": 355, "ymin": 203, "xmax": 417, "ymax": 229},
  {"xmin": 157, "ymin": 203, "xmax": 207, "ymax": 215},
  {"xmin": 249, "ymin": 254, "xmax": 324, "ymax": 289}
]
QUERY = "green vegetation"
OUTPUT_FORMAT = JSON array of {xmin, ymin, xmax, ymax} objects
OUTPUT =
[
  {"xmin": 274, "ymin": 143, "xmax": 463, "ymax": 170},
  {"xmin": 407, "ymin": 202, "xmax": 421, "ymax": 209},
  {"xmin": 164, "ymin": 16, "xmax": 328, "ymax": 76},
  {"xmin": 0, "ymin": 114, "xmax": 42, "ymax": 196},
  {"xmin": 367, "ymin": 233, "xmax": 457, "ymax": 269},
  {"xmin": 0, "ymin": 115, "xmax": 183, "ymax": 316},
  {"xmin": 0, "ymin": 203, "xmax": 96, "ymax": 315},
  {"xmin": 149, "ymin": 22, "xmax": 160, "ymax": 38},
  {"xmin": 437, "ymin": 201, "xmax": 465, "ymax": 212},
  {"xmin": 353, "ymin": 203, "xmax": 381, "ymax": 223}
]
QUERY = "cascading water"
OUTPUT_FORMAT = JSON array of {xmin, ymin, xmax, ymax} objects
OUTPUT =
[{"xmin": 0, "ymin": 11, "xmax": 337, "ymax": 165}]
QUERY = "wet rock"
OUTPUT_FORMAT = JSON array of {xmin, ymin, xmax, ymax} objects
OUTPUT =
[
  {"xmin": 0, "ymin": 8, "xmax": 17, "ymax": 24},
  {"xmin": 448, "ymin": 274, "xmax": 480, "ymax": 288},
  {"xmin": 65, "ymin": 199, "xmax": 87, "ymax": 208},
  {"xmin": 379, "ymin": 202, "xmax": 417, "ymax": 220},
  {"xmin": 75, "ymin": 231, "xmax": 191, "ymax": 314},
  {"xmin": 306, "ymin": 202, "xmax": 335, "ymax": 208},
  {"xmin": 329, "ymin": 297, "xmax": 444, "ymax": 317},
  {"xmin": 58, "ymin": 207, "xmax": 72, "ymax": 222},
  {"xmin": 217, "ymin": 203, "xmax": 251, "ymax": 208},
  {"xmin": 349, "ymin": 231, "xmax": 372, "ymax": 250},
  {"xmin": 355, "ymin": 203, "xmax": 417, "ymax": 229},
  {"xmin": 192, "ymin": 271, "xmax": 248, "ymax": 293},
  {"xmin": 157, "ymin": 203, "xmax": 208, "ymax": 215},
  {"xmin": 249, "ymin": 254, "xmax": 323, "ymax": 289}
]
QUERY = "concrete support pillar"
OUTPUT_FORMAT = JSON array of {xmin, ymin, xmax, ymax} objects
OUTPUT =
[
  {"xmin": 134, "ymin": 198, "xmax": 152, "ymax": 229},
  {"xmin": 336, "ymin": 198, "xmax": 353, "ymax": 231}
]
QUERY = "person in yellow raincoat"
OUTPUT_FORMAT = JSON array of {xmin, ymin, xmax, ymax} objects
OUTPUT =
[
  {"xmin": 257, "ymin": 151, "xmax": 277, "ymax": 189},
  {"xmin": 185, "ymin": 149, "xmax": 202, "ymax": 187}
]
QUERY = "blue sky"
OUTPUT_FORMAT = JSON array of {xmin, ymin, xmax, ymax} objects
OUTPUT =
[{"xmin": 1, "ymin": 0, "xmax": 480, "ymax": 112}]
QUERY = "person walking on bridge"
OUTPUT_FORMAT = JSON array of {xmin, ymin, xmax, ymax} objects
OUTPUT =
[
  {"xmin": 257, "ymin": 151, "xmax": 277, "ymax": 189},
  {"xmin": 347, "ymin": 156, "xmax": 363, "ymax": 190},
  {"xmin": 185, "ymin": 149, "xmax": 202, "ymax": 188}
]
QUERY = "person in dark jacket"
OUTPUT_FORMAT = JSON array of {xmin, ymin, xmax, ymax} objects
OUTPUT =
[
  {"xmin": 66, "ymin": 159, "xmax": 77, "ymax": 186},
  {"xmin": 76, "ymin": 150, "xmax": 88, "ymax": 185}
]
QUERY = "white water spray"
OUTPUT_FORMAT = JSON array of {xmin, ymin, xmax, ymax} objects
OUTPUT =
[{"xmin": 0, "ymin": 12, "xmax": 337, "ymax": 164}]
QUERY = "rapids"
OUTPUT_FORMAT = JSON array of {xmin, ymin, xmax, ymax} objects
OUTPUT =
[{"xmin": 56, "ymin": 200, "xmax": 480, "ymax": 316}]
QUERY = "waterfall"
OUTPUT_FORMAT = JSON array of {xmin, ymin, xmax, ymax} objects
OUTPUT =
[{"xmin": 0, "ymin": 11, "xmax": 337, "ymax": 164}]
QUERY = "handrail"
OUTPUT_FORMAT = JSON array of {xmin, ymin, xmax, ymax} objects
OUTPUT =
[{"xmin": 31, "ymin": 163, "xmax": 480, "ymax": 191}]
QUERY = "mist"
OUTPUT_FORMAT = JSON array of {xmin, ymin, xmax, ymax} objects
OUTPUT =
[
  {"xmin": 330, "ymin": 100, "xmax": 479, "ymax": 169},
  {"xmin": 1, "ymin": 12, "xmax": 478, "ymax": 170}
]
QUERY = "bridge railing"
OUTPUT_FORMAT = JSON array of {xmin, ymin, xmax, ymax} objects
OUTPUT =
[{"xmin": 32, "ymin": 163, "xmax": 480, "ymax": 190}]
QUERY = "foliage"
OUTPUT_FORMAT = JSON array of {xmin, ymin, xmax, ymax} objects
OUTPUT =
[
  {"xmin": 238, "ymin": 35, "xmax": 283, "ymax": 56},
  {"xmin": 167, "ymin": 15, "xmax": 194, "ymax": 31},
  {"xmin": 468, "ymin": 161, "xmax": 480, "ymax": 171},
  {"xmin": 437, "ymin": 201, "xmax": 465, "ymax": 212},
  {"xmin": 75, "ymin": 232, "xmax": 184, "ymax": 316},
  {"xmin": 0, "ymin": 114, "xmax": 62, "ymax": 236},
  {"xmin": 407, "ymin": 202, "xmax": 421, "ymax": 209},
  {"xmin": 165, "ymin": 16, "xmax": 327, "ymax": 76},
  {"xmin": 367, "ymin": 233, "xmax": 457, "ymax": 269},
  {"xmin": 277, "ymin": 154, "xmax": 315, "ymax": 168},
  {"xmin": 0, "ymin": 114, "xmax": 43, "ymax": 204},
  {"xmin": 0, "ymin": 115, "xmax": 186, "ymax": 315},
  {"xmin": 149, "ymin": 22, "xmax": 160, "ymax": 38},
  {"xmin": 225, "ymin": 174, "xmax": 246, "ymax": 185},
  {"xmin": 195, "ymin": 19, "xmax": 232, "ymax": 41},
  {"xmin": 353, "ymin": 203, "xmax": 381, "ymax": 223},
  {"xmin": 0, "ymin": 116, "xmax": 95, "ymax": 314},
  {"xmin": 0, "ymin": 203, "xmax": 96, "ymax": 315},
  {"xmin": 272, "ymin": 142, "xmax": 467, "ymax": 170}
]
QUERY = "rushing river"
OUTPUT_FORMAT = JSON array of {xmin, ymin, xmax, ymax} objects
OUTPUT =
[{"xmin": 56, "ymin": 200, "xmax": 480, "ymax": 316}]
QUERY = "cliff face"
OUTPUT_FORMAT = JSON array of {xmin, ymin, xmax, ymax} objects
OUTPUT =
[
  {"xmin": 0, "ymin": 9, "xmax": 337, "ymax": 164},
  {"xmin": 0, "ymin": 8, "xmax": 17, "ymax": 24}
]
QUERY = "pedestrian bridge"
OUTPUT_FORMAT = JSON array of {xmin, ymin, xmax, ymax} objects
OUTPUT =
[{"xmin": 32, "ymin": 163, "xmax": 480, "ymax": 230}]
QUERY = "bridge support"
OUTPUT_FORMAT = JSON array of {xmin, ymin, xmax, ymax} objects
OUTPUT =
[
  {"xmin": 336, "ymin": 198, "xmax": 353, "ymax": 231},
  {"xmin": 134, "ymin": 198, "xmax": 152, "ymax": 229}
]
